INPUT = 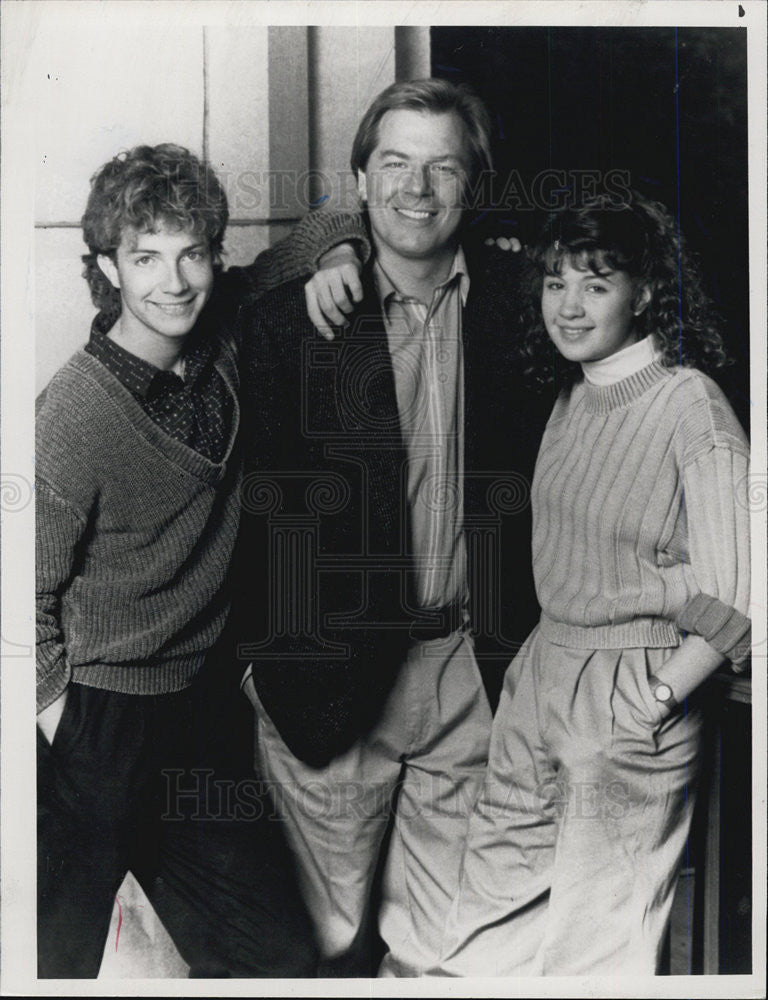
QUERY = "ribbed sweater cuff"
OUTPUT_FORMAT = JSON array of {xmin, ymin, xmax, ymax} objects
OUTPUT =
[
  {"xmin": 676, "ymin": 592, "xmax": 752, "ymax": 666},
  {"xmin": 37, "ymin": 662, "xmax": 71, "ymax": 713},
  {"xmin": 539, "ymin": 614, "xmax": 681, "ymax": 650},
  {"xmin": 71, "ymin": 655, "xmax": 203, "ymax": 696}
]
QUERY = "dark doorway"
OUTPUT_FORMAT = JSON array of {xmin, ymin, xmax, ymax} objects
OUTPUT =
[{"xmin": 431, "ymin": 26, "xmax": 749, "ymax": 426}]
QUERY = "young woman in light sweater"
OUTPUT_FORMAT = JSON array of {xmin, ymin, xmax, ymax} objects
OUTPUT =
[{"xmin": 435, "ymin": 191, "xmax": 751, "ymax": 976}]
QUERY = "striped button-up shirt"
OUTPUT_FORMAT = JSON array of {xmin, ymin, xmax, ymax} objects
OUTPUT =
[{"xmin": 374, "ymin": 250, "xmax": 469, "ymax": 611}]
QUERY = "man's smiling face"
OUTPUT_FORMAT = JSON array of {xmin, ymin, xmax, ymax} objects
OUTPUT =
[
  {"xmin": 98, "ymin": 223, "xmax": 214, "ymax": 353},
  {"xmin": 357, "ymin": 108, "xmax": 469, "ymax": 269}
]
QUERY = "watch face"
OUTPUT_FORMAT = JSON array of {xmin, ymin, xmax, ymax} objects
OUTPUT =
[{"xmin": 655, "ymin": 683, "xmax": 673, "ymax": 703}]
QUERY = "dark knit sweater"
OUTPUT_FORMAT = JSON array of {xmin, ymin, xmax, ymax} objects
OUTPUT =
[
  {"xmin": 223, "ymin": 208, "xmax": 372, "ymax": 299},
  {"xmin": 36, "ymin": 210, "xmax": 371, "ymax": 712},
  {"xmin": 36, "ymin": 340, "xmax": 241, "ymax": 711}
]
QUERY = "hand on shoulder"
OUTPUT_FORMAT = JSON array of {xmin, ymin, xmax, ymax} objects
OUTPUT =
[{"xmin": 304, "ymin": 242, "xmax": 363, "ymax": 340}]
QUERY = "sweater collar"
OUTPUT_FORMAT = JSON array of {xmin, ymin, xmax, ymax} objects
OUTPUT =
[
  {"xmin": 67, "ymin": 345, "xmax": 239, "ymax": 483},
  {"xmin": 582, "ymin": 361, "xmax": 672, "ymax": 414}
]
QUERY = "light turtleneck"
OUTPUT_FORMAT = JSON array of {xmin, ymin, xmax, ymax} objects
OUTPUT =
[{"xmin": 581, "ymin": 335, "xmax": 662, "ymax": 386}]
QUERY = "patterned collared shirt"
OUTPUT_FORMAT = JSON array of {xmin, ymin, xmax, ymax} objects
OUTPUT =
[
  {"xmin": 84, "ymin": 313, "xmax": 232, "ymax": 463},
  {"xmin": 374, "ymin": 249, "xmax": 470, "ymax": 611}
]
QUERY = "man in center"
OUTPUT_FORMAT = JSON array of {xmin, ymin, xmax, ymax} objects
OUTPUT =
[{"xmin": 234, "ymin": 79, "xmax": 545, "ymax": 976}]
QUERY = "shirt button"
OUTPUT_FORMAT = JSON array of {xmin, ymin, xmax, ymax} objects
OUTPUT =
[{"xmin": 438, "ymin": 372, "xmax": 448, "ymax": 384}]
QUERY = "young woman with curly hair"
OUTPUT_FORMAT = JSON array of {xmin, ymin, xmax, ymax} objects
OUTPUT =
[{"xmin": 435, "ymin": 191, "xmax": 751, "ymax": 976}]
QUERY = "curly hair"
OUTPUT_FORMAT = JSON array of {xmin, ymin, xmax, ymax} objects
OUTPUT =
[
  {"xmin": 518, "ymin": 191, "xmax": 729, "ymax": 388},
  {"xmin": 81, "ymin": 143, "xmax": 229, "ymax": 322}
]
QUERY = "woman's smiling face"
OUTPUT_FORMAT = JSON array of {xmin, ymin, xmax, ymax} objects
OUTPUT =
[{"xmin": 541, "ymin": 254, "xmax": 650, "ymax": 364}]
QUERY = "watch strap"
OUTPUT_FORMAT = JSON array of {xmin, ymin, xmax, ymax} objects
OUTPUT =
[{"xmin": 648, "ymin": 674, "xmax": 678, "ymax": 710}]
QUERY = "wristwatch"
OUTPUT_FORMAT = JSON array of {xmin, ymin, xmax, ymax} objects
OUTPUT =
[{"xmin": 648, "ymin": 674, "xmax": 678, "ymax": 711}]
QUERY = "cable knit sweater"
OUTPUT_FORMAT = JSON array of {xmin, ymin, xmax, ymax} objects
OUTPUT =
[{"xmin": 532, "ymin": 362, "xmax": 751, "ymax": 664}]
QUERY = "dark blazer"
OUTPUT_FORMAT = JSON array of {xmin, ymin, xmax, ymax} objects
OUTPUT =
[{"xmin": 234, "ymin": 243, "xmax": 550, "ymax": 766}]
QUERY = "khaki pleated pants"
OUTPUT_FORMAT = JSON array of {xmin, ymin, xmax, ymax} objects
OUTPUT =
[
  {"xmin": 246, "ymin": 627, "xmax": 493, "ymax": 976},
  {"xmin": 435, "ymin": 627, "xmax": 704, "ymax": 977}
]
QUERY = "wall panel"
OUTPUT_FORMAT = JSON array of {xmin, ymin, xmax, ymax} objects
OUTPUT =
[
  {"xmin": 35, "ymin": 227, "xmax": 95, "ymax": 396},
  {"xmin": 33, "ymin": 24, "xmax": 204, "ymax": 224},
  {"xmin": 205, "ymin": 27, "xmax": 270, "ymax": 221},
  {"xmin": 268, "ymin": 27, "xmax": 310, "ymax": 221},
  {"xmin": 308, "ymin": 26, "xmax": 396, "ymax": 211}
]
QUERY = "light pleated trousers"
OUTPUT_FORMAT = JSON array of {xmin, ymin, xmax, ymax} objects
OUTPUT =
[
  {"xmin": 246, "ymin": 627, "xmax": 492, "ymax": 976},
  {"xmin": 435, "ymin": 628, "xmax": 704, "ymax": 977}
]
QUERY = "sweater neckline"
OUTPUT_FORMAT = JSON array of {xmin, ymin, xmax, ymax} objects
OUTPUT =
[
  {"xmin": 582, "ymin": 361, "xmax": 672, "ymax": 414},
  {"xmin": 68, "ymin": 345, "xmax": 239, "ymax": 483}
]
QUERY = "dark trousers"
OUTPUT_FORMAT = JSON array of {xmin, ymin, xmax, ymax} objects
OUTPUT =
[{"xmin": 37, "ymin": 666, "xmax": 318, "ymax": 978}]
